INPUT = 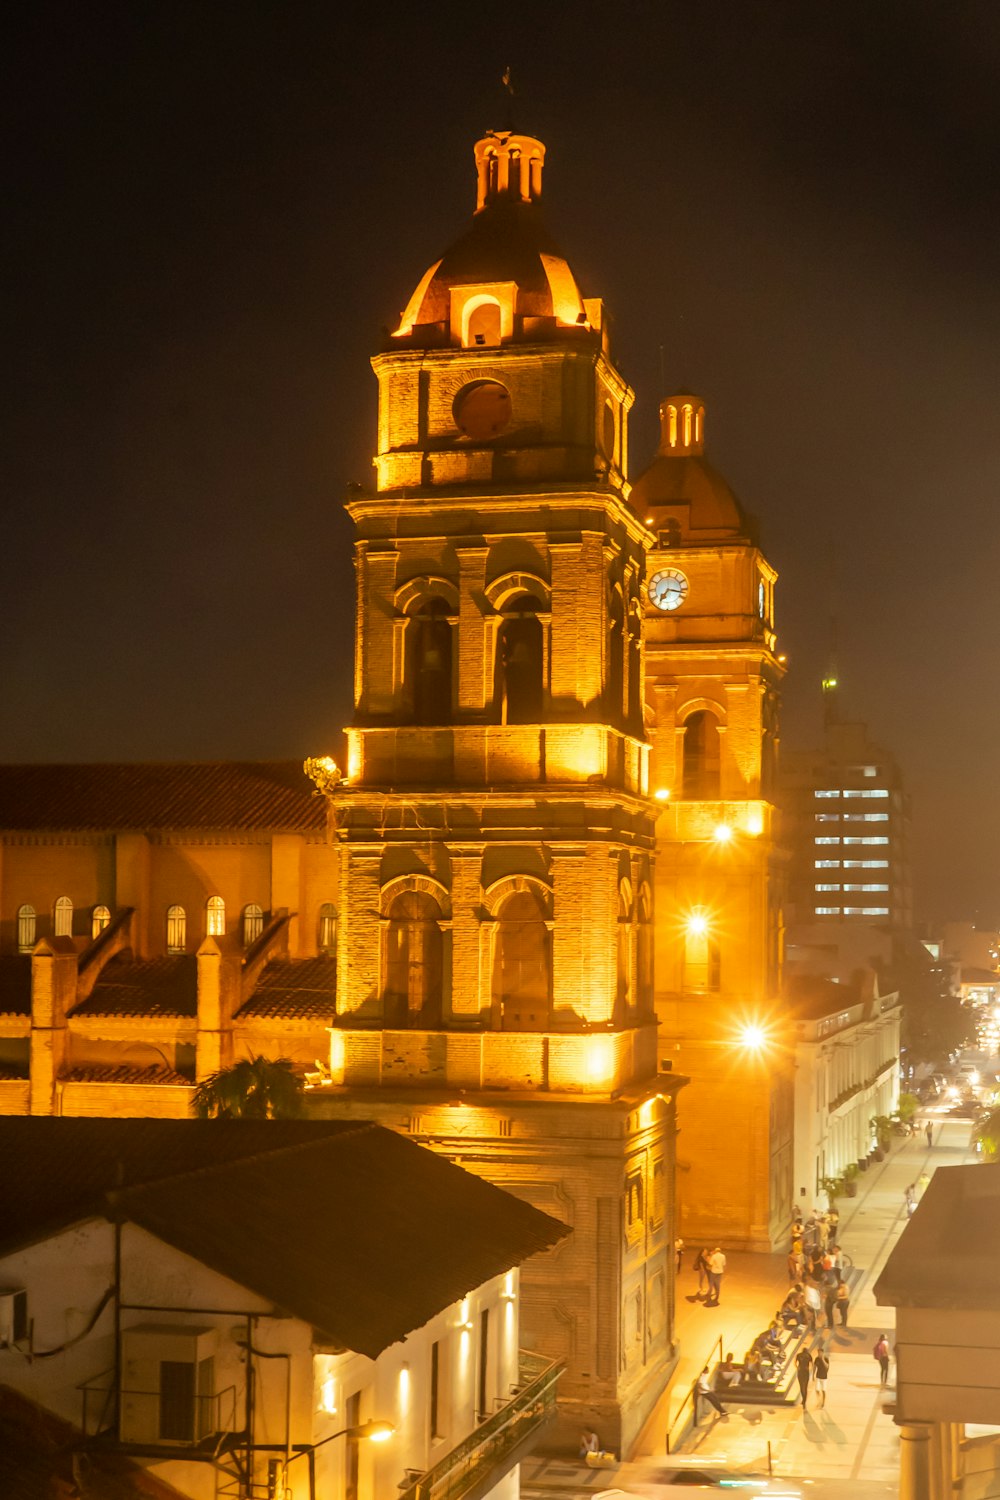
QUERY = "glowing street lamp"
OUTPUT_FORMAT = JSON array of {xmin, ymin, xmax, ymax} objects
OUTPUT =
[
  {"xmin": 282, "ymin": 1419, "xmax": 395, "ymax": 1489},
  {"xmin": 738, "ymin": 1022, "xmax": 768, "ymax": 1051},
  {"xmin": 712, "ymin": 823, "xmax": 733, "ymax": 844}
]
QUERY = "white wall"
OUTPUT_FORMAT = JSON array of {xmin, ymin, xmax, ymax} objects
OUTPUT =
[{"xmin": 0, "ymin": 1221, "xmax": 525, "ymax": 1500}]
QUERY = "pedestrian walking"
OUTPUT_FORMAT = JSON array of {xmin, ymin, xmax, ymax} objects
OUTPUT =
[
  {"xmin": 904, "ymin": 1183, "xmax": 916, "ymax": 1217},
  {"xmin": 696, "ymin": 1367, "xmax": 728, "ymax": 1421},
  {"xmin": 795, "ymin": 1347, "xmax": 812, "ymax": 1406},
  {"xmin": 926, "ymin": 1122, "xmax": 934, "ymax": 1148},
  {"xmin": 675, "ymin": 1237, "xmax": 684, "ymax": 1273},
  {"xmin": 827, "ymin": 1206, "xmax": 839, "ymax": 1239},
  {"xmin": 874, "ymin": 1334, "xmax": 891, "ymax": 1385},
  {"xmin": 705, "ymin": 1247, "xmax": 726, "ymax": 1306},
  {"xmin": 787, "ymin": 1248, "xmax": 803, "ymax": 1282},
  {"xmin": 813, "ymin": 1348, "xmax": 830, "ymax": 1407},
  {"xmin": 694, "ymin": 1246, "xmax": 710, "ymax": 1296},
  {"xmin": 835, "ymin": 1280, "xmax": 850, "ymax": 1327}
]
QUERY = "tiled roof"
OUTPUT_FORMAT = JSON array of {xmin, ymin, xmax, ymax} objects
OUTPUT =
[
  {"xmin": 62, "ymin": 1063, "xmax": 191, "ymax": 1086},
  {"xmin": 0, "ymin": 761, "xmax": 326, "ymax": 832},
  {"xmin": 0, "ymin": 1119, "xmax": 570, "ymax": 1357},
  {"xmin": 0, "ymin": 956, "xmax": 31, "ymax": 1016},
  {"xmin": 238, "ymin": 956, "xmax": 337, "ymax": 1019},
  {"xmin": 0, "ymin": 1383, "xmax": 188, "ymax": 1500},
  {"xmin": 72, "ymin": 955, "xmax": 198, "ymax": 1017}
]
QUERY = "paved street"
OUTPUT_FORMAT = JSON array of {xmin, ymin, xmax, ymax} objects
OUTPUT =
[{"xmin": 523, "ymin": 1113, "xmax": 977, "ymax": 1497}]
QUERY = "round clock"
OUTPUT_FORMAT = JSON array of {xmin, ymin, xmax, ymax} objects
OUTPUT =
[{"xmin": 648, "ymin": 568, "xmax": 689, "ymax": 612}]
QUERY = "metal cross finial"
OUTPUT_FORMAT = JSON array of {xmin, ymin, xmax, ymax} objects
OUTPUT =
[{"xmin": 501, "ymin": 65, "xmax": 515, "ymax": 131}]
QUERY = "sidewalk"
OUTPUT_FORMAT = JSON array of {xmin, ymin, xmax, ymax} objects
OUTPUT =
[{"xmin": 630, "ymin": 1113, "xmax": 976, "ymax": 1481}]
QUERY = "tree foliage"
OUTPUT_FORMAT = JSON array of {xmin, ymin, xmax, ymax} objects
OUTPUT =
[
  {"xmin": 973, "ymin": 1106, "xmax": 1000, "ymax": 1163},
  {"xmin": 191, "ymin": 1055, "xmax": 304, "ymax": 1119},
  {"xmin": 897, "ymin": 944, "xmax": 972, "ymax": 1067}
]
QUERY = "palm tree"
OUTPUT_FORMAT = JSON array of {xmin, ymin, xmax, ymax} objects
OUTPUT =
[
  {"xmin": 974, "ymin": 1106, "xmax": 1000, "ymax": 1162},
  {"xmin": 191, "ymin": 1055, "xmax": 304, "ymax": 1119}
]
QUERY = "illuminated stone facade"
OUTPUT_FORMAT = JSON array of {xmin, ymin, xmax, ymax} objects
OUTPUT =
[
  {"xmin": 308, "ymin": 128, "xmax": 682, "ymax": 1454},
  {"xmin": 631, "ymin": 400, "xmax": 792, "ymax": 1248}
]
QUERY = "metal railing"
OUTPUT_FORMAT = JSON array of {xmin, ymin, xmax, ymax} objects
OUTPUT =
[
  {"xmin": 397, "ymin": 1351, "xmax": 562, "ymax": 1500},
  {"xmin": 79, "ymin": 1370, "xmax": 237, "ymax": 1448},
  {"xmin": 665, "ymin": 1336, "xmax": 722, "ymax": 1453}
]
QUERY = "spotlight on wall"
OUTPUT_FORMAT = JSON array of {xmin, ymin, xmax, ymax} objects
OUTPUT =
[
  {"xmin": 686, "ymin": 912, "xmax": 709, "ymax": 937},
  {"xmin": 713, "ymin": 823, "xmax": 733, "ymax": 844},
  {"xmin": 654, "ymin": 788, "xmax": 671, "ymax": 802}
]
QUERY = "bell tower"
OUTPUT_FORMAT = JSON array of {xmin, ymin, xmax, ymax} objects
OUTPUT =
[
  {"xmin": 312, "ymin": 127, "xmax": 684, "ymax": 1453},
  {"xmin": 631, "ymin": 392, "xmax": 790, "ymax": 1249}
]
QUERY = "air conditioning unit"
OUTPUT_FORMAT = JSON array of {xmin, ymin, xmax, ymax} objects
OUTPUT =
[
  {"xmin": 120, "ymin": 1324, "xmax": 219, "ymax": 1446},
  {"xmin": 0, "ymin": 1289, "xmax": 28, "ymax": 1348}
]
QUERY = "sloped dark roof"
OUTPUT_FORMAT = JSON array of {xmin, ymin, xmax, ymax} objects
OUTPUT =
[
  {"xmin": 238, "ymin": 956, "xmax": 337, "ymax": 1019},
  {"xmin": 875, "ymin": 1164, "xmax": 1000, "ymax": 1310},
  {"xmin": 0, "ymin": 1383, "xmax": 188, "ymax": 1500},
  {"xmin": 0, "ymin": 956, "xmax": 31, "ymax": 1016},
  {"xmin": 71, "ymin": 956, "xmax": 198, "ymax": 1018},
  {"xmin": 0, "ymin": 762, "xmax": 325, "ymax": 832},
  {"xmin": 0, "ymin": 1118, "xmax": 358, "ymax": 1257},
  {"xmin": 0, "ymin": 1119, "xmax": 570, "ymax": 1356}
]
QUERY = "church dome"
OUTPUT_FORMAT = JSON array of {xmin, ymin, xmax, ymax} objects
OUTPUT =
[
  {"xmin": 630, "ymin": 393, "xmax": 756, "ymax": 543},
  {"xmin": 393, "ymin": 131, "xmax": 588, "ymax": 345}
]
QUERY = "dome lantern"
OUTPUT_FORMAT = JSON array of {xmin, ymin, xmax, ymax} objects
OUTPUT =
[{"xmin": 474, "ymin": 131, "xmax": 546, "ymax": 211}]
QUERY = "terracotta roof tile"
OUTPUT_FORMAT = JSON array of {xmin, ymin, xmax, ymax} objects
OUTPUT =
[
  {"xmin": 72, "ymin": 956, "xmax": 198, "ymax": 1017},
  {"xmin": 0, "ymin": 761, "xmax": 326, "ymax": 832},
  {"xmin": 238, "ymin": 956, "xmax": 337, "ymax": 1019},
  {"xmin": 62, "ymin": 1063, "xmax": 191, "ymax": 1086}
]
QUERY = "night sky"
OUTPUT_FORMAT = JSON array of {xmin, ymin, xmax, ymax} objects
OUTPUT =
[{"xmin": 4, "ymin": 1, "xmax": 999, "ymax": 924}]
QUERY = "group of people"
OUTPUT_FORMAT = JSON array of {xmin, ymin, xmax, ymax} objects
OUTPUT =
[
  {"xmin": 794, "ymin": 1344, "xmax": 831, "ymax": 1407},
  {"xmin": 690, "ymin": 1245, "xmax": 727, "ymax": 1306},
  {"xmin": 785, "ymin": 1212, "xmax": 851, "ymax": 1330}
]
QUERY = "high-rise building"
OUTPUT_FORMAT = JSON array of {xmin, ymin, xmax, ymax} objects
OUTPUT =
[
  {"xmin": 630, "ymin": 398, "xmax": 792, "ymax": 1249},
  {"xmin": 781, "ymin": 717, "xmax": 913, "ymax": 983}
]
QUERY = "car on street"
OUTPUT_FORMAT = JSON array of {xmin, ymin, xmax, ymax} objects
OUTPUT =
[{"xmin": 603, "ymin": 1465, "xmax": 804, "ymax": 1496}]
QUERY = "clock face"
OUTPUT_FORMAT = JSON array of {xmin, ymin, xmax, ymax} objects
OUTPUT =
[{"xmin": 648, "ymin": 568, "xmax": 689, "ymax": 612}]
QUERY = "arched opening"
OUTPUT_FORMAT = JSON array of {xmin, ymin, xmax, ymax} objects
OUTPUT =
[
  {"xmin": 206, "ymin": 896, "xmax": 225, "ymax": 937},
  {"xmin": 684, "ymin": 919, "xmax": 720, "ymax": 992},
  {"xmin": 637, "ymin": 885, "xmax": 653, "ymax": 1013},
  {"xmin": 607, "ymin": 589, "xmax": 625, "ymax": 722},
  {"xmin": 53, "ymin": 896, "xmax": 73, "ymax": 938},
  {"xmin": 166, "ymin": 905, "xmax": 187, "ymax": 953},
  {"xmin": 615, "ymin": 883, "xmax": 633, "ymax": 1024},
  {"xmin": 384, "ymin": 891, "xmax": 443, "ymax": 1028},
  {"xmin": 682, "ymin": 710, "xmax": 721, "ymax": 798},
  {"xmin": 92, "ymin": 905, "xmax": 111, "ymax": 940},
  {"xmin": 318, "ymin": 902, "xmax": 338, "ymax": 956},
  {"xmin": 242, "ymin": 904, "xmax": 264, "ymax": 946},
  {"xmin": 493, "ymin": 889, "xmax": 551, "ymax": 1031},
  {"xmin": 408, "ymin": 599, "xmax": 453, "ymax": 725},
  {"xmin": 466, "ymin": 299, "xmax": 501, "ymax": 347},
  {"xmin": 17, "ymin": 905, "xmax": 36, "ymax": 953},
  {"xmin": 498, "ymin": 595, "xmax": 543, "ymax": 723}
]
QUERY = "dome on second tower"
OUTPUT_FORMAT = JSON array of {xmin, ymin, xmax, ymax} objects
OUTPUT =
[
  {"xmin": 630, "ymin": 392, "xmax": 757, "ymax": 544},
  {"xmin": 392, "ymin": 130, "xmax": 589, "ymax": 346}
]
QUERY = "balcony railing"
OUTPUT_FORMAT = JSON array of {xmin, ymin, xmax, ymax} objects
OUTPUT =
[
  {"xmin": 79, "ymin": 1369, "xmax": 238, "ymax": 1451},
  {"xmin": 398, "ymin": 1351, "xmax": 562, "ymax": 1500}
]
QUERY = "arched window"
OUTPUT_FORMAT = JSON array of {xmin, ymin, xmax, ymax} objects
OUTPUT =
[
  {"xmin": 384, "ymin": 891, "xmax": 443, "ymax": 1028},
  {"xmin": 91, "ymin": 905, "xmax": 111, "ymax": 940},
  {"xmin": 682, "ymin": 710, "xmax": 721, "ymax": 799},
  {"xmin": 206, "ymin": 896, "xmax": 225, "ymax": 937},
  {"xmin": 17, "ymin": 905, "xmax": 36, "ymax": 953},
  {"xmin": 242, "ymin": 904, "xmax": 264, "ymax": 946},
  {"xmin": 498, "ymin": 595, "xmax": 543, "ymax": 724},
  {"xmin": 637, "ymin": 884, "xmax": 654, "ymax": 1012},
  {"xmin": 466, "ymin": 299, "xmax": 501, "ymax": 347},
  {"xmin": 615, "ymin": 883, "xmax": 633, "ymax": 1023},
  {"xmin": 684, "ymin": 917, "xmax": 720, "ymax": 992},
  {"xmin": 493, "ymin": 889, "xmax": 552, "ymax": 1031},
  {"xmin": 166, "ymin": 905, "xmax": 187, "ymax": 953},
  {"xmin": 408, "ymin": 600, "xmax": 453, "ymax": 725},
  {"xmin": 53, "ymin": 897, "xmax": 73, "ymax": 938},
  {"xmin": 318, "ymin": 903, "xmax": 338, "ymax": 956},
  {"xmin": 607, "ymin": 589, "xmax": 625, "ymax": 722}
]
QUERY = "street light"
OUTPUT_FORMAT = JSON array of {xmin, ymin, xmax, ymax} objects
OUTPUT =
[{"xmin": 281, "ymin": 1420, "xmax": 395, "ymax": 1493}]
